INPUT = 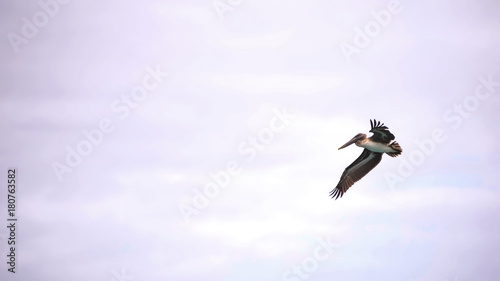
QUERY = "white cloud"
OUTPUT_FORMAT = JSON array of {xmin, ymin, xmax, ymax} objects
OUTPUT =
[{"xmin": 2, "ymin": 0, "xmax": 500, "ymax": 280}]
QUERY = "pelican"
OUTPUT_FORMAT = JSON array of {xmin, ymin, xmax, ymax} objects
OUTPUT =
[{"xmin": 330, "ymin": 119, "xmax": 402, "ymax": 199}]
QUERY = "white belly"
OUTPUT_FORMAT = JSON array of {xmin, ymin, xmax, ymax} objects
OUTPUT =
[{"xmin": 358, "ymin": 141, "xmax": 394, "ymax": 153}]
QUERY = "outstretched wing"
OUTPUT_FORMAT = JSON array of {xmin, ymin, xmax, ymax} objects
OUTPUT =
[
  {"xmin": 369, "ymin": 119, "xmax": 395, "ymax": 144},
  {"xmin": 330, "ymin": 149, "xmax": 383, "ymax": 199}
]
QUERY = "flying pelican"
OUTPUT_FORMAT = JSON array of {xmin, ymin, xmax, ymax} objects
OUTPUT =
[{"xmin": 330, "ymin": 119, "xmax": 402, "ymax": 199}]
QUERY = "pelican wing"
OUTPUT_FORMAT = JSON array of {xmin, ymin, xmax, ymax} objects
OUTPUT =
[
  {"xmin": 330, "ymin": 149, "xmax": 382, "ymax": 199},
  {"xmin": 369, "ymin": 119, "xmax": 395, "ymax": 144}
]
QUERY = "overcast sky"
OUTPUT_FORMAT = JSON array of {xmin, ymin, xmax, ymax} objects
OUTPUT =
[{"xmin": 1, "ymin": 0, "xmax": 500, "ymax": 280}]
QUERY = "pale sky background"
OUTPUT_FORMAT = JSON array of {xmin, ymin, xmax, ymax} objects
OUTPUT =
[{"xmin": 1, "ymin": 0, "xmax": 500, "ymax": 280}]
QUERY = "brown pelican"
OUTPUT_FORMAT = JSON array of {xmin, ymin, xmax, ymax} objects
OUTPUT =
[{"xmin": 330, "ymin": 119, "xmax": 402, "ymax": 199}]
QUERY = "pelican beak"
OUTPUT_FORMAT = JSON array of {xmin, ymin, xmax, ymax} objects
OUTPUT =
[{"xmin": 338, "ymin": 135, "xmax": 360, "ymax": 150}]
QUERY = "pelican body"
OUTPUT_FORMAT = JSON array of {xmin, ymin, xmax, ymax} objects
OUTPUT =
[{"xmin": 330, "ymin": 120, "xmax": 402, "ymax": 199}]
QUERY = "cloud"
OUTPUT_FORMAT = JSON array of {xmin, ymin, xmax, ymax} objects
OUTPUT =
[{"xmin": 1, "ymin": 0, "xmax": 500, "ymax": 280}]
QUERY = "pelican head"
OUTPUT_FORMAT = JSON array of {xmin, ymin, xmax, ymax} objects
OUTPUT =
[{"xmin": 338, "ymin": 133, "xmax": 366, "ymax": 150}]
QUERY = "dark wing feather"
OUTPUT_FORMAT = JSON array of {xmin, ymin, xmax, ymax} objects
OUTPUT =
[
  {"xmin": 330, "ymin": 149, "xmax": 383, "ymax": 199},
  {"xmin": 369, "ymin": 119, "xmax": 395, "ymax": 144}
]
